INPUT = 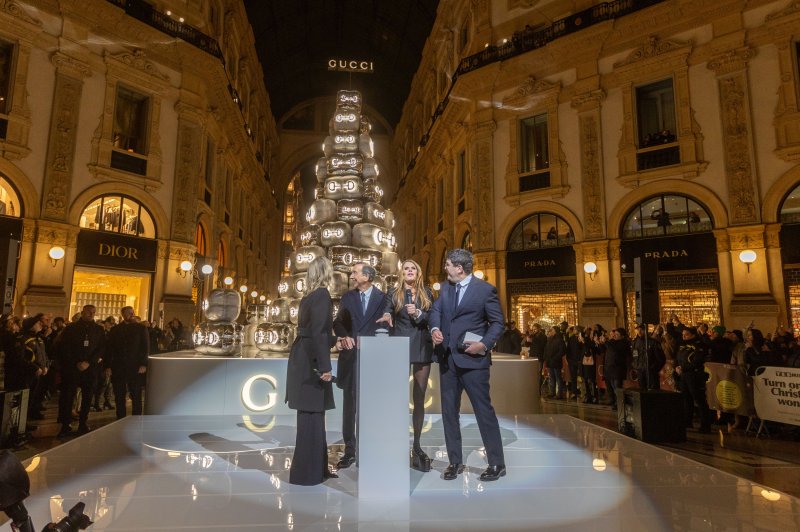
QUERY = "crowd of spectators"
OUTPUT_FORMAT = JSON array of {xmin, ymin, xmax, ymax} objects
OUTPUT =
[
  {"xmin": 508, "ymin": 315, "xmax": 800, "ymax": 433},
  {"xmin": 0, "ymin": 309, "xmax": 186, "ymax": 444}
]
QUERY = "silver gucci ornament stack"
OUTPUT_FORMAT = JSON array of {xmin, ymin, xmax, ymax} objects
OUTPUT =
[{"xmin": 255, "ymin": 90, "xmax": 400, "ymax": 352}]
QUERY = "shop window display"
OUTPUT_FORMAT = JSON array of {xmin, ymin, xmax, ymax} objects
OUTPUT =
[
  {"xmin": 0, "ymin": 175, "xmax": 21, "ymax": 217},
  {"xmin": 622, "ymin": 195, "xmax": 712, "ymax": 240},
  {"xmin": 79, "ymin": 195, "xmax": 155, "ymax": 238}
]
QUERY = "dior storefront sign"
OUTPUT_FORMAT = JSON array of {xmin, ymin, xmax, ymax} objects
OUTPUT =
[{"xmin": 76, "ymin": 230, "xmax": 157, "ymax": 272}]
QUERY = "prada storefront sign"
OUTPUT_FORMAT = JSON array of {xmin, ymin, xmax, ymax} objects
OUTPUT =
[
  {"xmin": 507, "ymin": 246, "xmax": 576, "ymax": 279},
  {"xmin": 621, "ymin": 233, "xmax": 717, "ymax": 272},
  {"xmin": 76, "ymin": 230, "xmax": 157, "ymax": 272}
]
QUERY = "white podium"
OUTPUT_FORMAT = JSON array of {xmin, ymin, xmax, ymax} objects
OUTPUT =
[{"xmin": 358, "ymin": 334, "xmax": 410, "ymax": 499}]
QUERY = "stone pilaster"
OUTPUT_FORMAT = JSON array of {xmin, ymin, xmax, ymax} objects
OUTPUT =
[
  {"xmin": 170, "ymin": 102, "xmax": 204, "ymax": 243},
  {"xmin": 469, "ymin": 118, "xmax": 496, "ymax": 251},
  {"xmin": 40, "ymin": 52, "xmax": 91, "ymax": 221},
  {"xmin": 572, "ymin": 89, "xmax": 607, "ymax": 241},
  {"xmin": 708, "ymin": 47, "xmax": 760, "ymax": 225}
]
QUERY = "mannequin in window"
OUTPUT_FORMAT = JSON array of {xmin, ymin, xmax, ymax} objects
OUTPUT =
[
  {"xmin": 688, "ymin": 211, "xmax": 701, "ymax": 224},
  {"xmin": 546, "ymin": 226, "xmax": 557, "ymax": 240},
  {"xmin": 528, "ymin": 232, "xmax": 539, "ymax": 246},
  {"xmin": 651, "ymin": 209, "xmax": 671, "ymax": 227}
]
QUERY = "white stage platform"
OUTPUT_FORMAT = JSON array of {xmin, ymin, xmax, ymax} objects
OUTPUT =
[{"xmin": 12, "ymin": 414, "xmax": 800, "ymax": 531}]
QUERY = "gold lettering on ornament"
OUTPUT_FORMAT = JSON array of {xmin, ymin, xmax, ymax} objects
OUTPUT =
[{"xmin": 98, "ymin": 243, "xmax": 139, "ymax": 260}]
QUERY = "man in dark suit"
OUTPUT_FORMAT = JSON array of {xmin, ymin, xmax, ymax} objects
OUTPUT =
[
  {"xmin": 105, "ymin": 306, "xmax": 149, "ymax": 419},
  {"xmin": 430, "ymin": 248, "xmax": 506, "ymax": 481},
  {"xmin": 332, "ymin": 262, "xmax": 386, "ymax": 469}
]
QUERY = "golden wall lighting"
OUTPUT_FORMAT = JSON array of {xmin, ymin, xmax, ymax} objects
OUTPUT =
[
  {"xmin": 200, "ymin": 264, "xmax": 214, "ymax": 276},
  {"xmin": 583, "ymin": 261, "xmax": 598, "ymax": 281},
  {"xmin": 48, "ymin": 245, "xmax": 65, "ymax": 267},
  {"xmin": 474, "ymin": 270, "xmax": 485, "ymax": 280},
  {"xmin": 223, "ymin": 276, "xmax": 234, "ymax": 287},
  {"xmin": 239, "ymin": 285, "xmax": 248, "ymax": 293},
  {"xmin": 432, "ymin": 282, "xmax": 441, "ymax": 291},
  {"xmin": 739, "ymin": 250, "xmax": 757, "ymax": 273},
  {"xmin": 250, "ymin": 290, "xmax": 258, "ymax": 299},
  {"xmin": 176, "ymin": 260, "xmax": 192, "ymax": 278}
]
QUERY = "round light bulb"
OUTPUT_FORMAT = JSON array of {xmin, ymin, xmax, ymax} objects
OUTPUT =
[
  {"xmin": 223, "ymin": 276, "xmax": 233, "ymax": 286},
  {"xmin": 48, "ymin": 246, "xmax": 65, "ymax": 261},
  {"xmin": 583, "ymin": 262, "xmax": 598, "ymax": 274},
  {"xmin": 433, "ymin": 282, "xmax": 441, "ymax": 291},
  {"xmin": 239, "ymin": 285, "xmax": 248, "ymax": 293},
  {"xmin": 259, "ymin": 295, "xmax": 266, "ymax": 302},
  {"xmin": 180, "ymin": 260, "xmax": 193, "ymax": 272},
  {"xmin": 739, "ymin": 250, "xmax": 757, "ymax": 265},
  {"xmin": 250, "ymin": 290, "xmax": 258, "ymax": 298},
  {"xmin": 201, "ymin": 264, "xmax": 213, "ymax": 275}
]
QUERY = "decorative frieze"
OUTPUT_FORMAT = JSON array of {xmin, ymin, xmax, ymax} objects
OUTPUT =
[
  {"xmin": 577, "ymin": 113, "xmax": 605, "ymax": 240},
  {"xmin": 472, "ymin": 136, "xmax": 494, "ymax": 250},
  {"xmin": 170, "ymin": 118, "xmax": 203, "ymax": 243}
]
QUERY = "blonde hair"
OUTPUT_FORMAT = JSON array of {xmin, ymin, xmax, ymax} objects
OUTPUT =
[
  {"xmin": 391, "ymin": 259, "xmax": 432, "ymax": 312},
  {"xmin": 306, "ymin": 256, "xmax": 333, "ymax": 292}
]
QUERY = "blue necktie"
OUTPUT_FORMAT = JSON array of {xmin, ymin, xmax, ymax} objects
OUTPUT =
[
  {"xmin": 453, "ymin": 284, "xmax": 461, "ymax": 313},
  {"xmin": 361, "ymin": 292, "xmax": 367, "ymax": 314}
]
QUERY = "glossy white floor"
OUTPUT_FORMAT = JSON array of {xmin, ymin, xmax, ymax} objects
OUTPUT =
[{"xmin": 16, "ymin": 414, "xmax": 800, "ymax": 531}]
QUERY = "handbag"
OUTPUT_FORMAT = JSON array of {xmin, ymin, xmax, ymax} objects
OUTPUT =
[{"xmin": 582, "ymin": 354, "xmax": 594, "ymax": 365}]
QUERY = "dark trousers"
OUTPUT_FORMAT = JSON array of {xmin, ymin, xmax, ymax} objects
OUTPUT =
[
  {"xmin": 341, "ymin": 378, "xmax": 357, "ymax": 457},
  {"xmin": 680, "ymin": 371, "xmax": 711, "ymax": 429},
  {"xmin": 582, "ymin": 364, "xmax": 597, "ymax": 400},
  {"xmin": 289, "ymin": 411, "xmax": 328, "ymax": 486},
  {"xmin": 439, "ymin": 359, "xmax": 504, "ymax": 466},
  {"xmin": 605, "ymin": 374, "xmax": 623, "ymax": 407},
  {"xmin": 58, "ymin": 368, "xmax": 95, "ymax": 427},
  {"xmin": 567, "ymin": 360, "xmax": 581, "ymax": 395},
  {"xmin": 112, "ymin": 373, "xmax": 143, "ymax": 419},
  {"xmin": 94, "ymin": 366, "xmax": 113, "ymax": 407}
]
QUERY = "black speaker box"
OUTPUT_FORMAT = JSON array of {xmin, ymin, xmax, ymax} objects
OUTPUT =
[
  {"xmin": 633, "ymin": 256, "xmax": 660, "ymax": 325},
  {"xmin": 0, "ymin": 389, "xmax": 28, "ymax": 448},
  {"xmin": 617, "ymin": 389, "xmax": 685, "ymax": 443}
]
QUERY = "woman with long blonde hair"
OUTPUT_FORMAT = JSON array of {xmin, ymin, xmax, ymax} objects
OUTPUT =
[
  {"xmin": 285, "ymin": 256, "xmax": 337, "ymax": 485},
  {"xmin": 377, "ymin": 259, "xmax": 434, "ymax": 471}
]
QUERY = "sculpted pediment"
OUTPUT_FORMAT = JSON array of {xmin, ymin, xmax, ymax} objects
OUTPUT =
[{"xmin": 614, "ymin": 35, "xmax": 691, "ymax": 68}]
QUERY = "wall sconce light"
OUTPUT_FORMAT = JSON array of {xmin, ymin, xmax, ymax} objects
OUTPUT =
[
  {"xmin": 432, "ymin": 282, "xmax": 441, "ymax": 291},
  {"xmin": 583, "ymin": 261, "xmax": 598, "ymax": 281},
  {"xmin": 739, "ymin": 250, "xmax": 757, "ymax": 272},
  {"xmin": 239, "ymin": 285, "xmax": 248, "ymax": 293},
  {"xmin": 223, "ymin": 276, "xmax": 234, "ymax": 287},
  {"xmin": 474, "ymin": 270, "xmax": 485, "ymax": 280},
  {"xmin": 200, "ymin": 264, "xmax": 214, "ymax": 276},
  {"xmin": 259, "ymin": 295, "xmax": 266, "ymax": 303},
  {"xmin": 48, "ymin": 245, "xmax": 65, "ymax": 267},
  {"xmin": 250, "ymin": 290, "xmax": 258, "ymax": 299},
  {"xmin": 176, "ymin": 260, "xmax": 193, "ymax": 278}
]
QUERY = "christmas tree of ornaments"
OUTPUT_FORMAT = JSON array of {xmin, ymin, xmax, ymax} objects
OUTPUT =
[{"xmin": 193, "ymin": 90, "xmax": 399, "ymax": 355}]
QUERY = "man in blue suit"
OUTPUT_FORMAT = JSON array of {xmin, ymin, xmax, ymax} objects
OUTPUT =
[
  {"xmin": 430, "ymin": 248, "xmax": 506, "ymax": 481},
  {"xmin": 333, "ymin": 262, "xmax": 385, "ymax": 469}
]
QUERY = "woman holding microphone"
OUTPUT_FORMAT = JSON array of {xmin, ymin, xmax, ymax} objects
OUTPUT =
[
  {"xmin": 378, "ymin": 259, "xmax": 434, "ymax": 472},
  {"xmin": 285, "ymin": 256, "xmax": 338, "ymax": 485}
]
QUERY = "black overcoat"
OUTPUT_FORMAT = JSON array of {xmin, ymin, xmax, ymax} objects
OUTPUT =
[{"xmin": 285, "ymin": 287, "xmax": 336, "ymax": 412}]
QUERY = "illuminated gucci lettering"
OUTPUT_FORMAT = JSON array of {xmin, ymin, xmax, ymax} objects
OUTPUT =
[
  {"xmin": 322, "ymin": 228, "xmax": 346, "ymax": 238},
  {"xmin": 335, "ymin": 135, "xmax": 356, "ymax": 143},
  {"xmin": 339, "ymin": 94, "xmax": 360, "ymax": 104},
  {"xmin": 374, "ymin": 210, "xmax": 385, "ymax": 220},
  {"xmin": 278, "ymin": 281, "xmax": 289, "ymax": 294},
  {"xmin": 326, "ymin": 180, "xmax": 358, "ymax": 192},
  {"xmin": 294, "ymin": 253, "xmax": 315, "ymax": 264},
  {"xmin": 241, "ymin": 374, "xmax": 278, "ymax": 412},
  {"xmin": 330, "ymin": 156, "xmax": 358, "ymax": 168},
  {"xmin": 340, "ymin": 206, "xmax": 361, "ymax": 214},
  {"xmin": 335, "ymin": 113, "xmax": 357, "ymax": 123},
  {"xmin": 294, "ymin": 278, "xmax": 306, "ymax": 292}
]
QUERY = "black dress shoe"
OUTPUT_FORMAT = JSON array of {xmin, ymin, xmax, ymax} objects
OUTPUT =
[
  {"xmin": 336, "ymin": 454, "xmax": 356, "ymax": 469},
  {"xmin": 479, "ymin": 465, "xmax": 506, "ymax": 481},
  {"xmin": 442, "ymin": 463, "xmax": 465, "ymax": 480},
  {"xmin": 324, "ymin": 467, "xmax": 338, "ymax": 479},
  {"xmin": 410, "ymin": 448, "xmax": 431, "ymax": 472},
  {"xmin": 76, "ymin": 424, "xmax": 92, "ymax": 435}
]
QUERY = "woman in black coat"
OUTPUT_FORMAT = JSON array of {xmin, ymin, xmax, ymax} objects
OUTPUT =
[
  {"xmin": 286, "ymin": 256, "xmax": 337, "ymax": 485},
  {"xmin": 378, "ymin": 259, "xmax": 434, "ymax": 471}
]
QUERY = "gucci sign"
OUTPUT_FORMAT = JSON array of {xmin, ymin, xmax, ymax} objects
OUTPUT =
[{"xmin": 328, "ymin": 59, "xmax": 374, "ymax": 73}]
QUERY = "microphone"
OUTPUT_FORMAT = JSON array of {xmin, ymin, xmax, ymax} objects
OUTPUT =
[{"xmin": 405, "ymin": 289, "xmax": 413, "ymax": 305}]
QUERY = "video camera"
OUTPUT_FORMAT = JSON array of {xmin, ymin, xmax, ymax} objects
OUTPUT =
[{"xmin": 0, "ymin": 450, "xmax": 92, "ymax": 531}]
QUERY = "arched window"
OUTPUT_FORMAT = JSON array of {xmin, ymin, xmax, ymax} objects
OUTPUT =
[
  {"xmin": 461, "ymin": 231, "xmax": 472, "ymax": 251},
  {"xmin": 622, "ymin": 194, "xmax": 711, "ymax": 239},
  {"xmin": 0, "ymin": 175, "xmax": 21, "ymax": 217},
  {"xmin": 195, "ymin": 223, "xmax": 207, "ymax": 256},
  {"xmin": 507, "ymin": 213, "xmax": 574, "ymax": 251},
  {"xmin": 780, "ymin": 182, "xmax": 800, "ymax": 224},
  {"xmin": 79, "ymin": 195, "xmax": 155, "ymax": 238}
]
